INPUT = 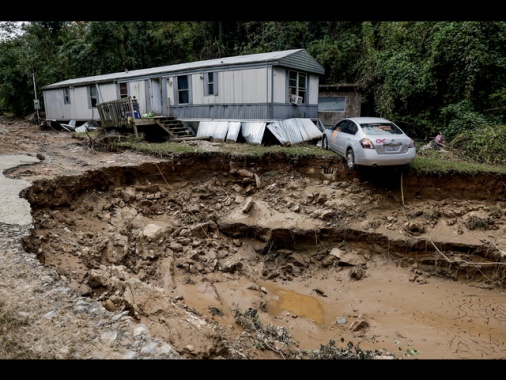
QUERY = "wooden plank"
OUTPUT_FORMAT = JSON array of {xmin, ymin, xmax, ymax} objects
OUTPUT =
[{"xmin": 155, "ymin": 120, "xmax": 175, "ymax": 138}]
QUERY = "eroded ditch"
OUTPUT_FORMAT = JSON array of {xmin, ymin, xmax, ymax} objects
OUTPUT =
[{"xmin": 19, "ymin": 153, "xmax": 506, "ymax": 359}]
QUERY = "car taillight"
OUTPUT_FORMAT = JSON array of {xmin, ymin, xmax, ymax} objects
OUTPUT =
[
  {"xmin": 360, "ymin": 138, "xmax": 375, "ymax": 149},
  {"xmin": 408, "ymin": 139, "xmax": 415, "ymax": 148}
]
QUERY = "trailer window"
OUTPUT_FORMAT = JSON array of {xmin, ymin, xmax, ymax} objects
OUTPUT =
[
  {"xmin": 204, "ymin": 72, "xmax": 218, "ymax": 96},
  {"xmin": 119, "ymin": 83, "xmax": 128, "ymax": 98},
  {"xmin": 63, "ymin": 88, "xmax": 71, "ymax": 105},
  {"xmin": 177, "ymin": 75, "xmax": 189, "ymax": 104},
  {"xmin": 288, "ymin": 71, "xmax": 306, "ymax": 103},
  {"xmin": 89, "ymin": 85, "xmax": 98, "ymax": 108}
]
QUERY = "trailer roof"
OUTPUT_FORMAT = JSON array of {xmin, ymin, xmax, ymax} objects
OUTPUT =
[{"xmin": 42, "ymin": 49, "xmax": 325, "ymax": 90}]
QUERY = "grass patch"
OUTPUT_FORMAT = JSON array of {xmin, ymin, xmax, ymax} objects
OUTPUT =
[
  {"xmin": 91, "ymin": 134, "xmax": 337, "ymax": 158},
  {"xmin": 216, "ymin": 141, "xmax": 335, "ymax": 157},
  {"xmin": 465, "ymin": 215, "xmax": 490, "ymax": 230},
  {"xmin": 412, "ymin": 142, "xmax": 506, "ymax": 175},
  {"xmin": 411, "ymin": 155, "xmax": 506, "ymax": 175},
  {"xmin": 489, "ymin": 207, "xmax": 502, "ymax": 218},
  {"xmin": 75, "ymin": 132, "xmax": 505, "ymax": 176},
  {"xmin": 115, "ymin": 140, "xmax": 203, "ymax": 154}
]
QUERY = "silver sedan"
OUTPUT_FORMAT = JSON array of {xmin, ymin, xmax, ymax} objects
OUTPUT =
[{"xmin": 322, "ymin": 117, "xmax": 416, "ymax": 170}]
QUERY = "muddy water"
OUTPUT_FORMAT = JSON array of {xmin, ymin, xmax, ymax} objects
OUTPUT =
[
  {"xmin": 263, "ymin": 284, "xmax": 325, "ymax": 323},
  {"xmin": 164, "ymin": 239, "xmax": 506, "ymax": 359},
  {"xmin": 261, "ymin": 258, "xmax": 506, "ymax": 359}
]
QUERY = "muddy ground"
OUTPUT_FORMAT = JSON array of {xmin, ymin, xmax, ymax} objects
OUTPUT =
[{"xmin": 1, "ymin": 116, "xmax": 506, "ymax": 360}]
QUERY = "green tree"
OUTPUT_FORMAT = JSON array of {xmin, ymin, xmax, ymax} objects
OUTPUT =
[
  {"xmin": 0, "ymin": 21, "xmax": 76, "ymax": 116},
  {"xmin": 306, "ymin": 21, "xmax": 363, "ymax": 85},
  {"xmin": 1, "ymin": 18, "xmax": 506, "ymax": 148},
  {"xmin": 429, "ymin": 21, "xmax": 506, "ymax": 130},
  {"xmin": 355, "ymin": 21, "xmax": 506, "ymax": 138},
  {"xmin": 0, "ymin": 36, "xmax": 33, "ymax": 116}
]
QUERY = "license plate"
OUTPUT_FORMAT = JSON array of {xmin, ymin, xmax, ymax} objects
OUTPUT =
[{"xmin": 385, "ymin": 145, "xmax": 399, "ymax": 152}]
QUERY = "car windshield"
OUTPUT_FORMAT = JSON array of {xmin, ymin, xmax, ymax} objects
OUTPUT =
[{"xmin": 361, "ymin": 123, "xmax": 404, "ymax": 136}]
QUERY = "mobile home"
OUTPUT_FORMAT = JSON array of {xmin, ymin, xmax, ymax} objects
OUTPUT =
[{"xmin": 42, "ymin": 49, "xmax": 326, "ymax": 144}]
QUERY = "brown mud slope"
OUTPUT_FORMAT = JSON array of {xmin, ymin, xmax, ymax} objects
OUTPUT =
[{"xmin": 18, "ymin": 151, "xmax": 506, "ymax": 360}]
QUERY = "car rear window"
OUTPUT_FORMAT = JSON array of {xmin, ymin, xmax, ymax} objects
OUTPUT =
[{"xmin": 361, "ymin": 123, "xmax": 404, "ymax": 135}]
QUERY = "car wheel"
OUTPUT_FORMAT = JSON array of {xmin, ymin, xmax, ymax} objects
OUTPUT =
[
  {"xmin": 322, "ymin": 135, "xmax": 328, "ymax": 150},
  {"xmin": 346, "ymin": 149, "xmax": 356, "ymax": 170}
]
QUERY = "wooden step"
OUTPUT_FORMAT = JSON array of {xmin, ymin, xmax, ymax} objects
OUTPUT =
[{"xmin": 154, "ymin": 119, "xmax": 195, "ymax": 139}]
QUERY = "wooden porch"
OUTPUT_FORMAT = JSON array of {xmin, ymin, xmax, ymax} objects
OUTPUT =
[{"xmin": 96, "ymin": 96, "xmax": 195, "ymax": 140}]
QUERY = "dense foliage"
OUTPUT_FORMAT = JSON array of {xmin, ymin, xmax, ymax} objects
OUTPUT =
[{"xmin": 1, "ymin": 21, "xmax": 505, "ymax": 164}]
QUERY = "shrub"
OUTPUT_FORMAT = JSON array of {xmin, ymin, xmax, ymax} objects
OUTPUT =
[
  {"xmin": 439, "ymin": 101, "xmax": 489, "ymax": 141},
  {"xmin": 449, "ymin": 124, "xmax": 506, "ymax": 165}
]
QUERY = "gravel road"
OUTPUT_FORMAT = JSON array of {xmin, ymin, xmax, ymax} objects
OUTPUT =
[{"xmin": 0, "ymin": 152, "xmax": 182, "ymax": 360}]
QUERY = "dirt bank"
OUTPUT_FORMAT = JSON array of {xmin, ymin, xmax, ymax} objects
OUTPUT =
[{"xmin": 1, "ymin": 117, "xmax": 506, "ymax": 359}]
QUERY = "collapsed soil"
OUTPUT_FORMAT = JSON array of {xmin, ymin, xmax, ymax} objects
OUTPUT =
[{"xmin": 1, "ymin": 117, "xmax": 506, "ymax": 360}]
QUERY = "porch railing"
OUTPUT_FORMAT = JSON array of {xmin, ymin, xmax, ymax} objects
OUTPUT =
[{"xmin": 97, "ymin": 96, "xmax": 137, "ymax": 129}]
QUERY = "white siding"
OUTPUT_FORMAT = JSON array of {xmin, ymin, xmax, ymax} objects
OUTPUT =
[
  {"xmin": 128, "ymin": 81, "xmax": 144, "ymax": 102},
  {"xmin": 166, "ymin": 77, "xmax": 176, "ymax": 110},
  {"xmin": 125, "ymin": 81, "xmax": 146, "ymax": 114},
  {"xmin": 191, "ymin": 74, "xmax": 204, "ymax": 104},
  {"xmin": 149, "ymin": 79, "xmax": 162, "ymax": 115},
  {"xmin": 308, "ymin": 75, "xmax": 319, "ymax": 105},
  {"xmin": 97, "ymin": 83, "xmax": 117, "ymax": 102},
  {"xmin": 217, "ymin": 67, "xmax": 269, "ymax": 104},
  {"xmin": 187, "ymin": 68, "xmax": 270, "ymax": 105},
  {"xmin": 273, "ymin": 67, "xmax": 287, "ymax": 104},
  {"xmin": 43, "ymin": 89, "xmax": 65, "ymax": 120},
  {"xmin": 44, "ymin": 87, "xmax": 89, "ymax": 121},
  {"xmin": 44, "ymin": 83, "xmax": 118, "ymax": 121},
  {"xmin": 73, "ymin": 87, "xmax": 92, "ymax": 120}
]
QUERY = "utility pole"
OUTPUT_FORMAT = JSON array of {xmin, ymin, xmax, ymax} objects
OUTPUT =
[{"xmin": 31, "ymin": 66, "xmax": 40, "ymax": 125}]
